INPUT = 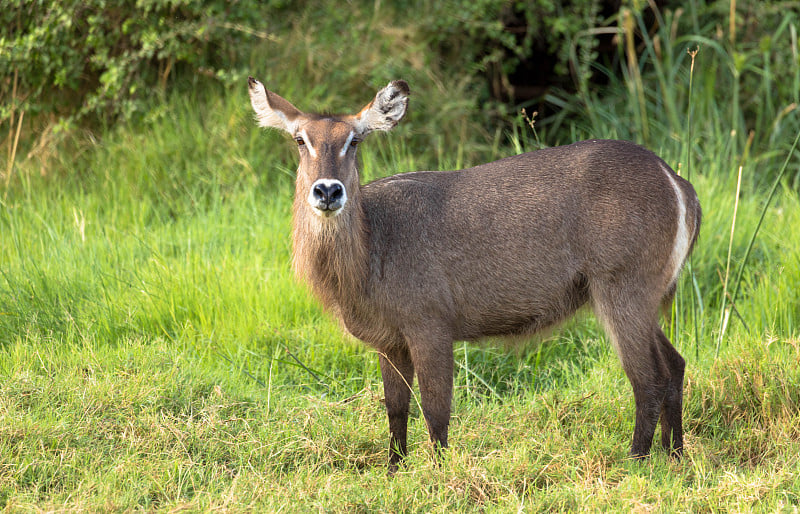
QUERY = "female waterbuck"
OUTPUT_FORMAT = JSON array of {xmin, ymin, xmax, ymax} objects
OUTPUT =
[{"xmin": 248, "ymin": 77, "xmax": 701, "ymax": 472}]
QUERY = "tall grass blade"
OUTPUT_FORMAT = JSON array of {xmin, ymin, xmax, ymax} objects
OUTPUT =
[
  {"xmin": 717, "ymin": 164, "xmax": 743, "ymax": 352},
  {"xmin": 454, "ymin": 356, "xmax": 502, "ymax": 402},
  {"xmin": 685, "ymin": 46, "xmax": 700, "ymax": 358},
  {"xmin": 623, "ymin": 8, "xmax": 649, "ymax": 143},
  {"xmin": 218, "ymin": 351, "xmax": 267, "ymax": 388},
  {"xmin": 462, "ymin": 341, "xmax": 470, "ymax": 398},
  {"xmin": 281, "ymin": 342, "xmax": 332, "ymax": 391},
  {"xmin": 716, "ymin": 129, "xmax": 800, "ymax": 354}
]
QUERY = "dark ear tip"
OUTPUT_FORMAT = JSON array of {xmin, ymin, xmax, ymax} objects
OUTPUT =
[
  {"xmin": 248, "ymin": 76, "xmax": 259, "ymax": 88},
  {"xmin": 391, "ymin": 80, "xmax": 410, "ymax": 96}
]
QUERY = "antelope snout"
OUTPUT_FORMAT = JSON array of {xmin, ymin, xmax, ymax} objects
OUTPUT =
[{"xmin": 308, "ymin": 179, "xmax": 347, "ymax": 216}]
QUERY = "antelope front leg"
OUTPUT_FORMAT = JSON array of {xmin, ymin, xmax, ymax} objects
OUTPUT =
[
  {"xmin": 378, "ymin": 345, "xmax": 415, "ymax": 474},
  {"xmin": 408, "ymin": 337, "xmax": 454, "ymax": 458}
]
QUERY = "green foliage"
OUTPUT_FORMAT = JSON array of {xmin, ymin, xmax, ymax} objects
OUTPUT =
[
  {"xmin": 1, "ymin": 0, "xmax": 288, "ymax": 126},
  {"xmin": 4, "ymin": 0, "xmax": 799, "ymax": 185},
  {"xmin": 424, "ymin": 0, "xmax": 604, "ymax": 77},
  {"xmin": 530, "ymin": 0, "xmax": 800, "ymax": 184}
]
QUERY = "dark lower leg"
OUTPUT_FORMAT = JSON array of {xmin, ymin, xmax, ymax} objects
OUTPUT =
[
  {"xmin": 657, "ymin": 331, "xmax": 685, "ymax": 457},
  {"xmin": 379, "ymin": 346, "xmax": 415, "ymax": 473},
  {"xmin": 659, "ymin": 387, "xmax": 684, "ymax": 457},
  {"xmin": 408, "ymin": 340, "xmax": 453, "ymax": 457},
  {"xmin": 625, "ymin": 334, "xmax": 672, "ymax": 458},
  {"xmin": 631, "ymin": 383, "xmax": 663, "ymax": 458}
]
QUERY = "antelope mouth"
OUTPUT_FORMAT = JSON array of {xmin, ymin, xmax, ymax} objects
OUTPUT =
[{"xmin": 312, "ymin": 203, "xmax": 344, "ymax": 218}]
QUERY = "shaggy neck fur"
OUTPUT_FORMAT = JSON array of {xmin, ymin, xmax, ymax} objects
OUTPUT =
[{"xmin": 291, "ymin": 183, "xmax": 369, "ymax": 316}]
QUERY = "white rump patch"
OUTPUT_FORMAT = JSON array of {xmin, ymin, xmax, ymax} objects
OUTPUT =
[
  {"xmin": 299, "ymin": 129, "xmax": 317, "ymax": 159},
  {"xmin": 663, "ymin": 163, "xmax": 691, "ymax": 287},
  {"xmin": 339, "ymin": 131, "xmax": 355, "ymax": 158}
]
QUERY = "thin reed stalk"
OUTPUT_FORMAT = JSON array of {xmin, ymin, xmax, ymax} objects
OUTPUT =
[
  {"xmin": 716, "ymin": 164, "xmax": 744, "ymax": 353},
  {"xmin": 623, "ymin": 8, "xmax": 649, "ymax": 143},
  {"xmin": 684, "ymin": 46, "xmax": 700, "ymax": 359},
  {"xmin": 716, "ymin": 129, "xmax": 800, "ymax": 354},
  {"xmin": 5, "ymin": 69, "xmax": 23, "ymax": 194}
]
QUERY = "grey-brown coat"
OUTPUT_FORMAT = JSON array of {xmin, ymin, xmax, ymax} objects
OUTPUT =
[{"xmin": 248, "ymin": 77, "xmax": 701, "ymax": 473}]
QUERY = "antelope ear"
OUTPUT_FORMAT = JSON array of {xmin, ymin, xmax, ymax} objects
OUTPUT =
[
  {"xmin": 248, "ymin": 77, "xmax": 301, "ymax": 133},
  {"xmin": 354, "ymin": 80, "xmax": 410, "ymax": 136}
]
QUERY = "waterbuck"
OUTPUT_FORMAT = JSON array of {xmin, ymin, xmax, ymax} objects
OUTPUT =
[{"xmin": 247, "ymin": 77, "xmax": 701, "ymax": 472}]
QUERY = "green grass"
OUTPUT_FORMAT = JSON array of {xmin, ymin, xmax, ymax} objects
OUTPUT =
[{"xmin": 2, "ymin": 4, "xmax": 800, "ymax": 509}]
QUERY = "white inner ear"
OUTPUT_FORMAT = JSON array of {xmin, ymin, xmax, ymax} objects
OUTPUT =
[
  {"xmin": 355, "ymin": 83, "xmax": 408, "ymax": 135},
  {"xmin": 249, "ymin": 80, "xmax": 298, "ymax": 133},
  {"xmin": 339, "ymin": 131, "xmax": 355, "ymax": 157}
]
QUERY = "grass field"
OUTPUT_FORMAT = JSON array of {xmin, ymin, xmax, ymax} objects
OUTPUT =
[{"xmin": 3, "ymin": 11, "xmax": 800, "ymax": 510}]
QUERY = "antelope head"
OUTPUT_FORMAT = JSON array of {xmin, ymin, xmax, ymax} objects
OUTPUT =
[{"xmin": 248, "ymin": 77, "xmax": 410, "ymax": 218}]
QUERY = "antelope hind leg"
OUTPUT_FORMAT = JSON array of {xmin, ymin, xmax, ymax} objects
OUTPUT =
[{"xmin": 657, "ymin": 329, "xmax": 685, "ymax": 457}]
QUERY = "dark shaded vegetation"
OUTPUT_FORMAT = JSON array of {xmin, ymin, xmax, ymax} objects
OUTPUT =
[{"xmin": 3, "ymin": 1, "xmax": 798, "ymax": 185}]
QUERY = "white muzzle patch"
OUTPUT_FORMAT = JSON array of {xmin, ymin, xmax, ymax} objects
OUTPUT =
[{"xmin": 307, "ymin": 178, "xmax": 347, "ymax": 217}]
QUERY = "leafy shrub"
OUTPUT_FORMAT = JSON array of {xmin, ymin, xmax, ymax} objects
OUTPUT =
[
  {"xmin": 1, "ymin": 0, "xmax": 289, "ymax": 127},
  {"xmin": 421, "ymin": 0, "xmax": 616, "ymax": 103},
  {"xmin": 3, "ymin": 0, "xmax": 798, "ymax": 186}
]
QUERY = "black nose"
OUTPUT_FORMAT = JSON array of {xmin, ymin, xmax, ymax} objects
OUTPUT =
[
  {"xmin": 311, "ymin": 181, "xmax": 345, "ymax": 211},
  {"xmin": 312, "ymin": 182, "xmax": 343, "ymax": 205}
]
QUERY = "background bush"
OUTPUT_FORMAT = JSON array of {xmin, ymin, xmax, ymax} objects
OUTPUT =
[
  {"xmin": 2, "ymin": 0, "xmax": 630, "ymax": 127},
  {"xmin": 2, "ymin": 0, "xmax": 799, "ymax": 181},
  {"xmin": 1, "ymin": 0, "xmax": 289, "ymax": 126}
]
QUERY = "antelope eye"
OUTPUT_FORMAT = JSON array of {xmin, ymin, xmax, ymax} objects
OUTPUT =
[
  {"xmin": 350, "ymin": 139, "xmax": 360, "ymax": 147},
  {"xmin": 295, "ymin": 137, "xmax": 305, "ymax": 146}
]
